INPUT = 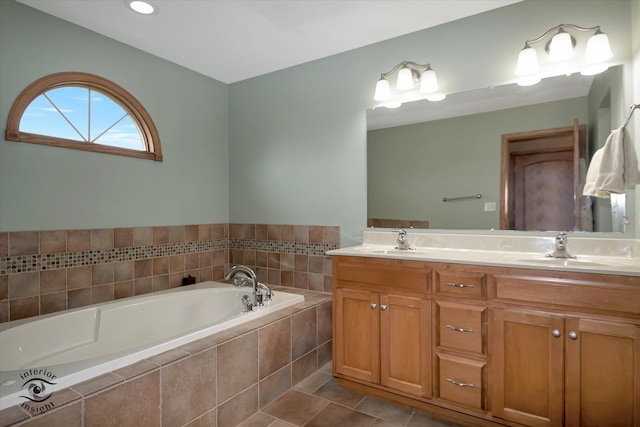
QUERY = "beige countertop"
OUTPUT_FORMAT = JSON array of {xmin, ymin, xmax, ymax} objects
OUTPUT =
[{"xmin": 327, "ymin": 231, "xmax": 640, "ymax": 277}]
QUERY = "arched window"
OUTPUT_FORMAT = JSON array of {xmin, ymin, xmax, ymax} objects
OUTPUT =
[{"xmin": 5, "ymin": 72, "xmax": 162, "ymax": 161}]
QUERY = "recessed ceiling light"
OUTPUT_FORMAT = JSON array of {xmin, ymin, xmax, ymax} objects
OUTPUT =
[{"xmin": 127, "ymin": 1, "xmax": 156, "ymax": 15}]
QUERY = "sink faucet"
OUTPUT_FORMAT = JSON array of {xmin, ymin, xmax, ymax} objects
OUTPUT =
[
  {"xmin": 392, "ymin": 229, "xmax": 415, "ymax": 250},
  {"xmin": 224, "ymin": 265, "xmax": 273, "ymax": 306},
  {"xmin": 546, "ymin": 232, "xmax": 576, "ymax": 259}
]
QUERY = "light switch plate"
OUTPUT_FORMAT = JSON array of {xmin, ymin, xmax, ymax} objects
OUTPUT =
[{"xmin": 484, "ymin": 202, "xmax": 496, "ymax": 212}]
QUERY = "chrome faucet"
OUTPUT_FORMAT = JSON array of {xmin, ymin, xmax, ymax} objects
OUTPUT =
[
  {"xmin": 224, "ymin": 265, "xmax": 273, "ymax": 306},
  {"xmin": 546, "ymin": 232, "xmax": 576, "ymax": 259},
  {"xmin": 392, "ymin": 229, "xmax": 414, "ymax": 250}
]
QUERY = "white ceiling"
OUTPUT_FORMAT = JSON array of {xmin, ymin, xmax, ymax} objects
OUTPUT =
[{"xmin": 16, "ymin": 0, "xmax": 520, "ymax": 84}]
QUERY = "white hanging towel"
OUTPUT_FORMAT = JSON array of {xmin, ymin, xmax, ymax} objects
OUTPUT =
[{"xmin": 583, "ymin": 127, "xmax": 640, "ymax": 198}]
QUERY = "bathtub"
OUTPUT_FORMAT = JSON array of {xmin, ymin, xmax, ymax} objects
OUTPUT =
[{"xmin": 0, "ymin": 281, "xmax": 304, "ymax": 409}]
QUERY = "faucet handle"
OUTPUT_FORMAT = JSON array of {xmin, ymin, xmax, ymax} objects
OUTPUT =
[{"xmin": 392, "ymin": 229, "xmax": 407, "ymax": 238}]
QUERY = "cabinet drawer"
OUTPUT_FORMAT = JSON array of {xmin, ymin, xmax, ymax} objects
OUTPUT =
[
  {"xmin": 437, "ymin": 352, "xmax": 485, "ymax": 411},
  {"xmin": 435, "ymin": 270, "xmax": 485, "ymax": 299},
  {"xmin": 437, "ymin": 301, "xmax": 485, "ymax": 354},
  {"xmin": 335, "ymin": 257, "xmax": 430, "ymax": 293}
]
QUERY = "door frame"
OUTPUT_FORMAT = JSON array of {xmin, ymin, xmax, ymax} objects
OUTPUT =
[{"xmin": 499, "ymin": 119, "xmax": 585, "ymax": 230}]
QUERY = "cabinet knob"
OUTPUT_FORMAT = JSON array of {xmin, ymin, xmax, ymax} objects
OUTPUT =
[
  {"xmin": 380, "ymin": 305, "xmax": 388, "ymax": 311},
  {"xmin": 569, "ymin": 331, "xmax": 578, "ymax": 340},
  {"xmin": 446, "ymin": 378, "xmax": 474, "ymax": 388},
  {"xmin": 370, "ymin": 303, "xmax": 377, "ymax": 309},
  {"xmin": 552, "ymin": 329, "xmax": 561, "ymax": 338}
]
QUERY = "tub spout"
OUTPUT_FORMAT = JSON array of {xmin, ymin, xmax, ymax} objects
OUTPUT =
[{"xmin": 224, "ymin": 265, "xmax": 266, "ymax": 306}]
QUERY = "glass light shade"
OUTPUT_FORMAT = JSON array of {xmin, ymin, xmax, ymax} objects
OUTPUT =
[
  {"xmin": 517, "ymin": 75, "xmax": 542, "ymax": 86},
  {"xmin": 419, "ymin": 69, "xmax": 439, "ymax": 93},
  {"xmin": 515, "ymin": 47, "xmax": 540, "ymax": 75},
  {"xmin": 374, "ymin": 78, "xmax": 391, "ymax": 101},
  {"xmin": 426, "ymin": 93, "xmax": 446, "ymax": 102},
  {"xmin": 584, "ymin": 32, "xmax": 612, "ymax": 64},
  {"xmin": 396, "ymin": 67, "xmax": 415, "ymax": 90},
  {"xmin": 580, "ymin": 64, "xmax": 609, "ymax": 76},
  {"xmin": 548, "ymin": 31, "xmax": 574, "ymax": 61},
  {"xmin": 383, "ymin": 101, "xmax": 402, "ymax": 109}
]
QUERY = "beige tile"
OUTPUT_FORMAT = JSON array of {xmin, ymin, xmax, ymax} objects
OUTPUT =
[
  {"xmin": 9, "ymin": 231, "xmax": 39, "ymax": 256},
  {"xmin": 292, "ymin": 307, "xmax": 317, "ymax": 359},
  {"xmin": 152, "ymin": 274, "xmax": 169, "ymax": 291},
  {"xmin": 308, "ymin": 273, "xmax": 324, "ymax": 291},
  {"xmin": 281, "ymin": 225, "xmax": 294, "ymax": 242},
  {"xmin": 10, "ymin": 296, "xmax": 39, "ymax": 320},
  {"xmin": 0, "ymin": 276, "xmax": 8, "ymax": 300},
  {"xmin": 153, "ymin": 226, "xmax": 169, "ymax": 244},
  {"xmin": 114, "ymin": 227, "xmax": 133, "ymax": 248},
  {"xmin": 85, "ymin": 371, "xmax": 160, "ymax": 427},
  {"xmin": 113, "ymin": 359, "xmax": 158, "ymax": 380},
  {"xmin": 238, "ymin": 411, "xmax": 275, "ymax": 427},
  {"xmin": 170, "ymin": 254, "xmax": 185, "ymax": 272},
  {"xmin": 309, "ymin": 226, "xmax": 323, "ymax": 244},
  {"xmin": 114, "ymin": 261, "xmax": 134, "ymax": 282},
  {"xmin": 134, "ymin": 259, "xmax": 152, "ymax": 278},
  {"xmin": 256, "ymin": 224, "xmax": 268, "ymax": 240},
  {"xmin": 185, "ymin": 253, "xmax": 199, "ymax": 270},
  {"xmin": 217, "ymin": 384, "xmax": 259, "ymax": 427},
  {"xmin": 162, "ymin": 348, "xmax": 217, "ymax": 427},
  {"xmin": 294, "ymin": 255, "xmax": 308, "ymax": 272},
  {"xmin": 294, "ymin": 272, "xmax": 308, "ymax": 289},
  {"xmin": 67, "ymin": 229, "xmax": 90, "ymax": 252},
  {"xmin": 293, "ymin": 226, "xmax": 309, "ymax": 243},
  {"xmin": 259, "ymin": 365, "xmax": 291, "ymax": 408},
  {"xmin": 323, "ymin": 226, "xmax": 340, "ymax": 245},
  {"xmin": 212, "ymin": 223, "xmax": 226, "ymax": 239},
  {"xmin": 0, "ymin": 300, "xmax": 7, "ymax": 322},
  {"xmin": 67, "ymin": 288, "xmax": 91, "ymax": 309},
  {"xmin": 199, "ymin": 267, "xmax": 213, "ymax": 282},
  {"xmin": 0, "ymin": 232, "xmax": 8, "ymax": 257},
  {"xmin": 9, "ymin": 272, "xmax": 39, "ymax": 298},
  {"xmin": 213, "ymin": 249, "xmax": 226, "ymax": 267},
  {"xmin": 169, "ymin": 225, "xmax": 185, "ymax": 243},
  {"xmin": 217, "ymin": 331, "xmax": 259, "ymax": 403},
  {"xmin": 149, "ymin": 348, "xmax": 189, "ymax": 366},
  {"xmin": 306, "ymin": 402, "xmax": 376, "ymax": 427},
  {"xmin": 356, "ymin": 396, "xmax": 414, "ymax": 425},
  {"xmin": 313, "ymin": 378, "xmax": 366, "ymax": 408},
  {"xmin": 199, "ymin": 251, "xmax": 212, "ymax": 268},
  {"xmin": 92, "ymin": 263, "xmax": 113, "ymax": 285},
  {"xmin": 267, "ymin": 225, "xmax": 281, "ymax": 241},
  {"xmin": 317, "ymin": 301, "xmax": 332, "ymax": 345},
  {"xmin": 40, "ymin": 230, "xmax": 67, "ymax": 254},
  {"xmin": 185, "ymin": 408, "xmax": 217, "ymax": 427},
  {"xmin": 91, "ymin": 228, "xmax": 113, "ymax": 250},
  {"xmin": 40, "ymin": 291, "xmax": 67, "ymax": 314},
  {"xmin": 294, "ymin": 370, "xmax": 332, "ymax": 394},
  {"xmin": 259, "ymin": 317, "xmax": 291, "ymax": 379},
  {"xmin": 0, "ymin": 404, "xmax": 29, "ymax": 425},
  {"xmin": 262, "ymin": 390, "xmax": 328, "ymax": 426},
  {"xmin": 114, "ymin": 280, "xmax": 134, "ymax": 299},
  {"xmin": 292, "ymin": 349, "xmax": 318, "ymax": 385},
  {"xmin": 91, "ymin": 284, "xmax": 113, "ymax": 304},
  {"xmin": 198, "ymin": 224, "xmax": 212, "ymax": 241},
  {"xmin": 308, "ymin": 256, "xmax": 324, "ymax": 274},
  {"xmin": 40, "ymin": 269, "xmax": 66, "ymax": 293},
  {"xmin": 67, "ymin": 266, "xmax": 91, "ymax": 289},
  {"xmin": 153, "ymin": 256, "xmax": 169, "ymax": 275},
  {"xmin": 19, "ymin": 401, "xmax": 82, "ymax": 427},
  {"xmin": 268, "ymin": 252, "xmax": 280, "ymax": 269},
  {"xmin": 317, "ymin": 340, "xmax": 332, "ymax": 368},
  {"xmin": 133, "ymin": 227, "xmax": 153, "ymax": 246},
  {"xmin": 185, "ymin": 224, "xmax": 198, "ymax": 241},
  {"xmin": 71, "ymin": 373, "xmax": 123, "ymax": 396}
]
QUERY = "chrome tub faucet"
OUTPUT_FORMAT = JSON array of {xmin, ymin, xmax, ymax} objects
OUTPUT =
[{"xmin": 224, "ymin": 265, "xmax": 273, "ymax": 307}]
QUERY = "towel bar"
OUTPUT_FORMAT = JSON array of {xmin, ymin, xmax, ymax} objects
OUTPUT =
[{"xmin": 442, "ymin": 194, "xmax": 482, "ymax": 202}]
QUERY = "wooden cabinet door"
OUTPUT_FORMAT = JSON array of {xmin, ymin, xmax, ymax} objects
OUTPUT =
[
  {"xmin": 334, "ymin": 287, "xmax": 380, "ymax": 383},
  {"xmin": 565, "ymin": 318, "xmax": 640, "ymax": 427},
  {"xmin": 380, "ymin": 293, "xmax": 431, "ymax": 398},
  {"xmin": 489, "ymin": 309, "xmax": 564, "ymax": 427}
]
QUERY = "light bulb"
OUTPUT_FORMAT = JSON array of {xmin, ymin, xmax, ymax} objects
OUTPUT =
[{"xmin": 128, "ymin": 1, "xmax": 155, "ymax": 14}]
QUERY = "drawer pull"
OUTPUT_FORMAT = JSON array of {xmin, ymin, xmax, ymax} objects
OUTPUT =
[
  {"xmin": 446, "ymin": 378, "xmax": 475, "ymax": 388},
  {"xmin": 446, "ymin": 324, "xmax": 474, "ymax": 333},
  {"xmin": 446, "ymin": 282, "xmax": 475, "ymax": 289}
]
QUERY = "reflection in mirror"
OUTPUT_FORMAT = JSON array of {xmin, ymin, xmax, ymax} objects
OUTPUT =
[{"xmin": 367, "ymin": 66, "xmax": 628, "ymax": 233}]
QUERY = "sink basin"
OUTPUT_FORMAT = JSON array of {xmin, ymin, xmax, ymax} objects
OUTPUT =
[
  {"xmin": 351, "ymin": 246, "xmax": 425, "ymax": 255},
  {"xmin": 517, "ymin": 258, "xmax": 608, "ymax": 268}
]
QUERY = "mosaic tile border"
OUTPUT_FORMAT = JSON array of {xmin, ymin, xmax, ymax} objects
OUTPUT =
[{"xmin": 0, "ymin": 239, "xmax": 339, "ymax": 275}]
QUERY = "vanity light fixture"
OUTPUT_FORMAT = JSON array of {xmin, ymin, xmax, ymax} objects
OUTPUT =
[
  {"xmin": 515, "ymin": 24, "xmax": 612, "ymax": 86},
  {"xmin": 374, "ymin": 61, "xmax": 445, "ymax": 108},
  {"xmin": 127, "ymin": 0, "xmax": 157, "ymax": 15}
]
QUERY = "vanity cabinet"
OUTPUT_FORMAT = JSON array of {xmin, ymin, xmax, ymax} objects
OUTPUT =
[
  {"xmin": 333, "ymin": 256, "xmax": 432, "ymax": 398},
  {"xmin": 332, "ymin": 254, "xmax": 640, "ymax": 427},
  {"xmin": 489, "ymin": 272, "xmax": 640, "ymax": 427}
]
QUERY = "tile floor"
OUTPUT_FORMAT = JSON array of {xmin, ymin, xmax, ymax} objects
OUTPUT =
[{"xmin": 238, "ymin": 363, "xmax": 465, "ymax": 427}]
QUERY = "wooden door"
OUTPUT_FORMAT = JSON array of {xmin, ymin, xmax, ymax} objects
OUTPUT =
[
  {"xmin": 489, "ymin": 309, "xmax": 564, "ymax": 427},
  {"xmin": 565, "ymin": 318, "xmax": 640, "ymax": 427},
  {"xmin": 334, "ymin": 287, "xmax": 380, "ymax": 383},
  {"xmin": 380, "ymin": 293, "xmax": 431, "ymax": 397},
  {"xmin": 501, "ymin": 120, "xmax": 586, "ymax": 231}
]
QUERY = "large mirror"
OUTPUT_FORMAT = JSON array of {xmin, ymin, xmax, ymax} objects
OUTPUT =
[{"xmin": 367, "ymin": 65, "xmax": 629, "ymax": 233}]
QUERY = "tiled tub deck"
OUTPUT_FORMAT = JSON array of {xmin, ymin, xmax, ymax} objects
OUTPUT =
[{"xmin": 0, "ymin": 288, "xmax": 332, "ymax": 427}]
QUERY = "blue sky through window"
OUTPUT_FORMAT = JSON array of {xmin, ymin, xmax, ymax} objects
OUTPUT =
[{"xmin": 20, "ymin": 87, "xmax": 145, "ymax": 150}]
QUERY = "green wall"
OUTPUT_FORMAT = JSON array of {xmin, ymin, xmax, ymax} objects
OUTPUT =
[
  {"xmin": 367, "ymin": 98, "xmax": 589, "ymax": 230},
  {"xmin": 1, "ymin": 0, "xmax": 636, "ymax": 243},
  {"xmin": 0, "ymin": 0, "xmax": 229, "ymax": 231}
]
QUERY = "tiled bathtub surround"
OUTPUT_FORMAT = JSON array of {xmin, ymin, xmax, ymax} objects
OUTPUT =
[
  {"xmin": 0, "ymin": 224, "xmax": 339, "ymax": 323},
  {"xmin": 0, "ymin": 288, "xmax": 333, "ymax": 427}
]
